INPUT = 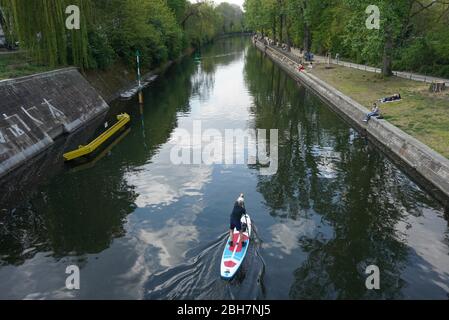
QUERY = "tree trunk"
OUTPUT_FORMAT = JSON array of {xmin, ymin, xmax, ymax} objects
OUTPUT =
[
  {"xmin": 277, "ymin": 0, "xmax": 284, "ymax": 44},
  {"xmin": 279, "ymin": 14, "xmax": 284, "ymax": 44},
  {"xmin": 303, "ymin": 23, "xmax": 311, "ymax": 52},
  {"xmin": 382, "ymin": 29, "xmax": 393, "ymax": 77},
  {"xmin": 286, "ymin": 21, "xmax": 292, "ymax": 51}
]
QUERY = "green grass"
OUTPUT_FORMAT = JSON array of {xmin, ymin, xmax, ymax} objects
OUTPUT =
[
  {"xmin": 310, "ymin": 64, "xmax": 449, "ymax": 158},
  {"xmin": 0, "ymin": 52, "xmax": 55, "ymax": 80}
]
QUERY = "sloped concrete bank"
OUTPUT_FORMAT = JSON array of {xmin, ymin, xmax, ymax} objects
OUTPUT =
[
  {"xmin": 0, "ymin": 49, "xmax": 194, "ymax": 179},
  {"xmin": 84, "ymin": 61, "xmax": 172, "ymax": 103},
  {"xmin": 84, "ymin": 48, "xmax": 195, "ymax": 103},
  {"xmin": 255, "ymin": 40, "xmax": 449, "ymax": 205},
  {"xmin": 0, "ymin": 67, "xmax": 109, "ymax": 177}
]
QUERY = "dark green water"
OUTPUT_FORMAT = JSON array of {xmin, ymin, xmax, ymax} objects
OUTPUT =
[{"xmin": 1, "ymin": 37, "xmax": 448, "ymax": 299}]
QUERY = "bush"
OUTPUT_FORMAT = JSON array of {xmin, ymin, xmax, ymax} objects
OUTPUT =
[
  {"xmin": 392, "ymin": 35, "xmax": 449, "ymax": 78},
  {"xmin": 88, "ymin": 30, "xmax": 116, "ymax": 70}
]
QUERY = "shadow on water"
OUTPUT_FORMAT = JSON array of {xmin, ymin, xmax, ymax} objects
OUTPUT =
[
  {"xmin": 243, "ymin": 44, "xmax": 449, "ymax": 299},
  {"xmin": 1, "ymin": 36, "xmax": 448, "ymax": 299},
  {"xmin": 0, "ymin": 46, "xmax": 208, "ymax": 265},
  {"xmin": 0, "ymin": 37, "xmax": 256, "ymax": 300},
  {"xmin": 144, "ymin": 223, "xmax": 266, "ymax": 300}
]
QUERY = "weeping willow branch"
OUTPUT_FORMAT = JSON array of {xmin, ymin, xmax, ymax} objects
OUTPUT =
[{"xmin": 0, "ymin": 0, "xmax": 91, "ymax": 68}]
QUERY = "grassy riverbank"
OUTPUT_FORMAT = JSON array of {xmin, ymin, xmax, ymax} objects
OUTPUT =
[
  {"xmin": 0, "ymin": 52, "xmax": 55, "ymax": 80},
  {"xmin": 309, "ymin": 64, "xmax": 449, "ymax": 158}
]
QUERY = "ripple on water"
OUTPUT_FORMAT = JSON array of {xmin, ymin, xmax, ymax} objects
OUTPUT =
[{"xmin": 144, "ymin": 226, "xmax": 266, "ymax": 300}]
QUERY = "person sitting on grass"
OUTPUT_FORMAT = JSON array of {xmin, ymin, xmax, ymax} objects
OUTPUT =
[
  {"xmin": 363, "ymin": 103, "xmax": 380, "ymax": 122},
  {"xmin": 379, "ymin": 93, "xmax": 401, "ymax": 103}
]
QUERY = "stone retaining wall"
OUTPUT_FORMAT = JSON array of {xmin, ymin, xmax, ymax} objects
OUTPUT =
[
  {"xmin": 255, "ymin": 40, "xmax": 449, "ymax": 204},
  {"xmin": 0, "ymin": 67, "xmax": 109, "ymax": 177}
]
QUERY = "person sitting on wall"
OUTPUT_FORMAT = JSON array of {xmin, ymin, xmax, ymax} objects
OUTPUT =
[
  {"xmin": 379, "ymin": 93, "xmax": 401, "ymax": 103},
  {"xmin": 363, "ymin": 103, "xmax": 380, "ymax": 122},
  {"xmin": 298, "ymin": 64, "xmax": 305, "ymax": 72}
]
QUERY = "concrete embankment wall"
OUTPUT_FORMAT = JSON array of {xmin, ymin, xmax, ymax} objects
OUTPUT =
[
  {"xmin": 255, "ymin": 40, "xmax": 449, "ymax": 204},
  {"xmin": 0, "ymin": 67, "xmax": 109, "ymax": 177},
  {"xmin": 84, "ymin": 48, "xmax": 194, "ymax": 103}
]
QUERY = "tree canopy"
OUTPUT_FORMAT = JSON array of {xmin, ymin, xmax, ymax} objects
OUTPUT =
[
  {"xmin": 216, "ymin": 2, "xmax": 245, "ymax": 34},
  {"xmin": 0, "ymin": 0, "xmax": 245, "ymax": 70},
  {"xmin": 244, "ymin": 0, "xmax": 449, "ymax": 77}
]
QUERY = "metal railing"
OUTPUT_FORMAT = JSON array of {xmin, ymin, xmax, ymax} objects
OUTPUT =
[
  {"xmin": 316, "ymin": 55, "xmax": 449, "ymax": 86},
  {"xmin": 254, "ymin": 39, "xmax": 449, "ymax": 86}
]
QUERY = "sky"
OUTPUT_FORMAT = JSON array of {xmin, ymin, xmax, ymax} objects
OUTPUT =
[{"xmin": 215, "ymin": 0, "xmax": 244, "ymax": 7}]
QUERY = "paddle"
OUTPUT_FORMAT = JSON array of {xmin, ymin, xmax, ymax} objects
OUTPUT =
[{"xmin": 240, "ymin": 193, "xmax": 250, "ymax": 245}]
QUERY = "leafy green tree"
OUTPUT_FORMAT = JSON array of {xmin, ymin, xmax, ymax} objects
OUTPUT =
[
  {"xmin": 183, "ymin": 1, "xmax": 221, "ymax": 47},
  {"xmin": 166, "ymin": 0, "xmax": 188, "ymax": 23},
  {"xmin": 245, "ymin": 0, "xmax": 449, "ymax": 77},
  {"xmin": 216, "ymin": 2, "xmax": 244, "ymax": 34},
  {"xmin": 244, "ymin": 0, "xmax": 278, "ymax": 40},
  {"xmin": 0, "ymin": 0, "xmax": 235, "ymax": 71},
  {"xmin": 0, "ymin": 0, "xmax": 91, "ymax": 68}
]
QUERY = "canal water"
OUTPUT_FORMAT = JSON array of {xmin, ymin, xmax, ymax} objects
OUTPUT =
[{"xmin": 1, "ymin": 37, "xmax": 448, "ymax": 299}]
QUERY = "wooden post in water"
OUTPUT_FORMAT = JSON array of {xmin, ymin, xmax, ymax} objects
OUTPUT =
[
  {"xmin": 139, "ymin": 91, "xmax": 144, "ymax": 104},
  {"xmin": 136, "ymin": 50, "xmax": 141, "ymax": 88},
  {"xmin": 136, "ymin": 49, "xmax": 144, "ymax": 104}
]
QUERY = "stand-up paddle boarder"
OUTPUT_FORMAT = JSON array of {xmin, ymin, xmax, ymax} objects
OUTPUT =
[
  {"xmin": 221, "ymin": 194, "xmax": 251, "ymax": 280},
  {"xmin": 229, "ymin": 194, "xmax": 246, "ymax": 248}
]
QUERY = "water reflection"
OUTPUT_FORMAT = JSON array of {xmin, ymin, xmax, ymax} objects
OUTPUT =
[
  {"xmin": 0, "ymin": 54, "xmax": 202, "ymax": 268},
  {"xmin": 0, "ymin": 37, "xmax": 448, "ymax": 299},
  {"xmin": 243, "ymin": 46, "xmax": 449, "ymax": 299}
]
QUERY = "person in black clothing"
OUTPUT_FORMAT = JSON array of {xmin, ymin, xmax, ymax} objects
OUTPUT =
[
  {"xmin": 229, "ymin": 194, "xmax": 246, "ymax": 247},
  {"xmin": 379, "ymin": 93, "xmax": 401, "ymax": 103}
]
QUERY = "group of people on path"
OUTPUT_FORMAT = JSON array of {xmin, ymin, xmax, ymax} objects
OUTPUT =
[{"xmin": 297, "ymin": 62, "xmax": 313, "ymax": 72}]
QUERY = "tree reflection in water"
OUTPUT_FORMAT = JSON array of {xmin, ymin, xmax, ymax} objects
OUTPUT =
[{"xmin": 244, "ymin": 45, "xmax": 448, "ymax": 299}]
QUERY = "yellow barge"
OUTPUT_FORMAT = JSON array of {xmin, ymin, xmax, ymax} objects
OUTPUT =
[{"xmin": 63, "ymin": 113, "xmax": 130, "ymax": 161}]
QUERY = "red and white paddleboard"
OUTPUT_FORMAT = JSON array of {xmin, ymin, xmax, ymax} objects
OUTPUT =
[{"xmin": 220, "ymin": 214, "xmax": 251, "ymax": 280}]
